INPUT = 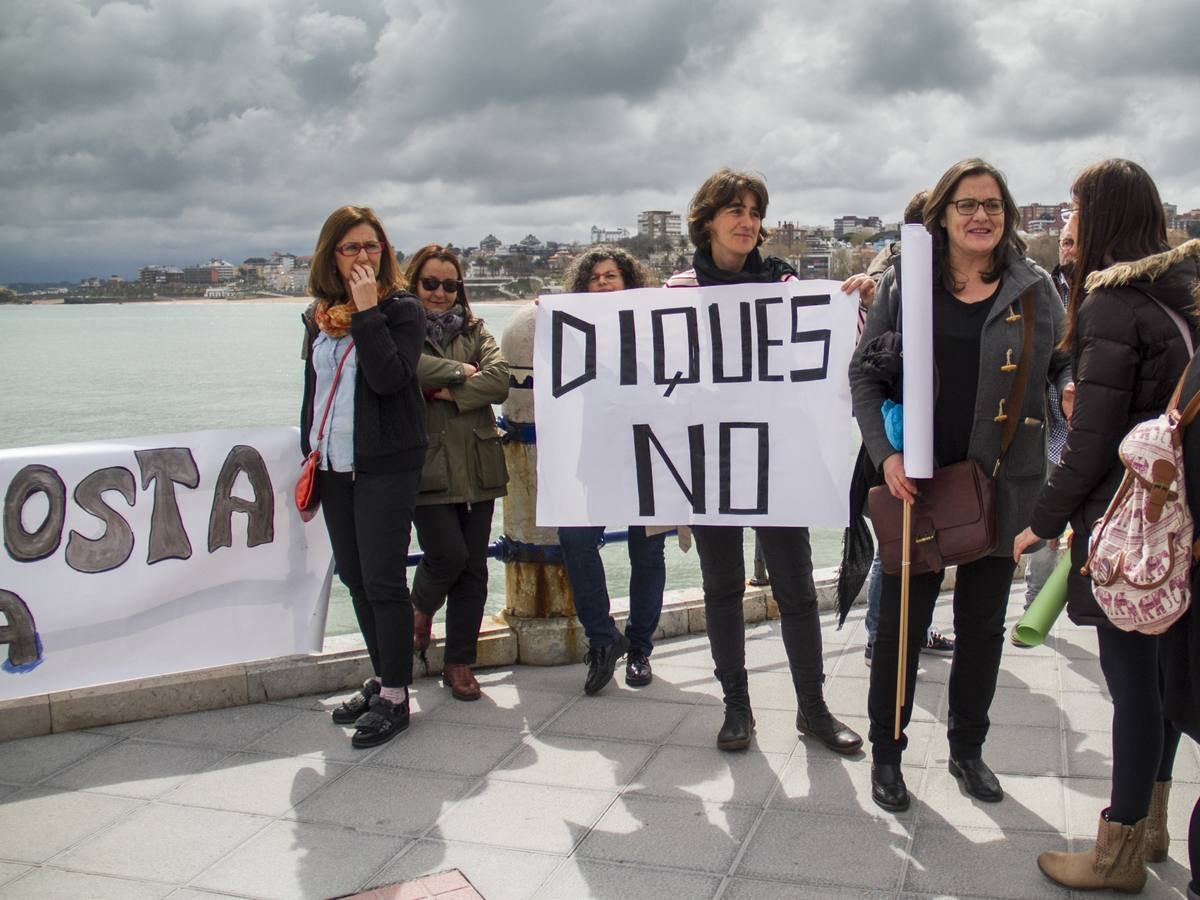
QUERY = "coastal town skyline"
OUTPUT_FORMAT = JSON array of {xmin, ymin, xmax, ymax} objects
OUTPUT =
[{"xmin": 2, "ymin": 0, "xmax": 1198, "ymax": 283}]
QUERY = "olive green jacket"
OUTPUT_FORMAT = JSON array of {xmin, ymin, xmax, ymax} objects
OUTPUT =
[{"xmin": 416, "ymin": 320, "xmax": 510, "ymax": 505}]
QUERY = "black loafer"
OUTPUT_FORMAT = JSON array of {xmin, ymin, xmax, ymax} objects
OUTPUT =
[
  {"xmin": 583, "ymin": 633, "xmax": 630, "ymax": 695},
  {"xmin": 331, "ymin": 678, "xmax": 380, "ymax": 725},
  {"xmin": 625, "ymin": 650, "xmax": 653, "ymax": 687},
  {"xmin": 949, "ymin": 756, "xmax": 1003, "ymax": 802},
  {"xmin": 871, "ymin": 763, "xmax": 910, "ymax": 812}
]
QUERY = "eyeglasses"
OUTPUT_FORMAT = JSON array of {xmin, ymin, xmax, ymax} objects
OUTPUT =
[
  {"xmin": 588, "ymin": 271, "xmax": 622, "ymax": 284},
  {"xmin": 952, "ymin": 198, "xmax": 1004, "ymax": 216},
  {"xmin": 418, "ymin": 276, "xmax": 461, "ymax": 294},
  {"xmin": 336, "ymin": 241, "xmax": 384, "ymax": 257},
  {"xmin": 1059, "ymin": 237, "xmax": 1076, "ymax": 249}
]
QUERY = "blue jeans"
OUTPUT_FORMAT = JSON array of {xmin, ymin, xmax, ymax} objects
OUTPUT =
[
  {"xmin": 865, "ymin": 552, "xmax": 882, "ymax": 644},
  {"xmin": 558, "ymin": 526, "xmax": 666, "ymax": 656}
]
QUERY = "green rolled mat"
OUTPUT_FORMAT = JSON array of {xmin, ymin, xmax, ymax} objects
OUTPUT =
[{"xmin": 1013, "ymin": 552, "xmax": 1073, "ymax": 647}]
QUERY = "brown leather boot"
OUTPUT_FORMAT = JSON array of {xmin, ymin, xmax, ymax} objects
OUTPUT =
[
  {"xmin": 442, "ymin": 663, "xmax": 481, "ymax": 701},
  {"xmin": 1037, "ymin": 809, "xmax": 1147, "ymax": 892},
  {"xmin": 1144, "ymin": 779, "xmax": 1171, "ymax": 862}
]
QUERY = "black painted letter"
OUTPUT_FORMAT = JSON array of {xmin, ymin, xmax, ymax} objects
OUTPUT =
[
  {"xmin": 632, "ymin": 424, "xmax": 706, "ymax": 516},
  {"xmin": 709, "ymin": 302, "xmax": 753, "ymax": 383},
  {"xmin": 4, "ymin": 465, "xmax": 67, "ymax": 562},
  {"xmin": 208, "ymin": 446, "xmax": 275, "ymax": 552},
  {"xmin": 65, "ymin": 466, "xmax": 136, "ymax": 574},
  {"xmin": 136, "ymin": 447, "xmax": 200, "ymax": 563},
  {"xmin": 789, "ymin": 294, "xmax": 832, "ymax": 382},
  {"xmin": 0, "ymin": 590, "xmax": 40, "ymax": 671},
  {"xmin": 551, "ymin": 310, "xmax": 596, "ymax": 397},
  {"xmin": 651, "ymin": 307, "xmax": 700, "ymax": 388},
  {"xmin": 719, "ymin": 423, "xmax": 769, "ymax": 515}
]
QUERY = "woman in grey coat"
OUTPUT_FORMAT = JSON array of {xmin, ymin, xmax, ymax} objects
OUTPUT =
[{"xmin": 849, "ymin": 158, "xmax": 1070, "ymax": 812}]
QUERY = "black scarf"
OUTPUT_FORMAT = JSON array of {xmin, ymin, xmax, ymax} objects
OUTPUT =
[
  {"xmin": 691, "ymin": 247, "xmax": 798, "ymax": 286},
  {"xmin": 425, "ymin": 304, "xmax": 466, "ymax": 347}
]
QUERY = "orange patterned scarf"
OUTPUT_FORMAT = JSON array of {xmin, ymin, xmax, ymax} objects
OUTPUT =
[{"xmin": 314, "ymin": 300, "xmax": 354, "ymax": 337}]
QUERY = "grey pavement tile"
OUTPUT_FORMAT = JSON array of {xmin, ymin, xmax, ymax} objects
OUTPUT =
[
  {"xmin": 81, "ymin": 720, "xmax": 155, "ymax": 737},
  {"xmin": 247, "ymin": 709, "xmax": 366, "ymax": 763},
  {"xmin": 278, "ymin": 686, "xmax": 448, "ymax": 717},
  {"xmin": 654, "ymin": 640, "xmax": 721, "ymax": 671},
  {"xmin": 1060, "ymin": 689, "xmax": 1116, "ymax": 733},
  {"xmin": 0, "ymin": 731, "xmax": 117, "ymax": 785},
  {"xmin": 134, "ymin": 703, "xmax": 301, "ymax": 750},
  {"xmin": 625, "ymin": 744, "xmax": 788, "ymax": 806},
  {"xmin": 369, "ymin": 840, "xmax": 562, "ymax": 900},
  {"xmin": 1059, "ymin": 658, "xmax": 1110, "ymax": 696},
  {"xmin": 1064, "ymin": 728, "xmax": 1114, "ymax": 779},
  {"xmin": 533, "ymin": 859, "xmax": 720, "ymax": 900},
  {"xmin": 1171, "ymin": 743, "xmax": 1200, "ymax": 784},
  {"xmin": 492, "ymin": 735, "xmax": 656, "ymax": 792},
  {"xmin": 575, "ymin": 795, "xmax": 757, "ymax": 874},
  {"xmin": 162, "ymin": 751, "xmax": 346, "ymax": 817},
  {"xmin": 904, "ymin": 825, "xmax": 1071, "ymax": 899},
  {"xmin": 737, "ymin": 670, "xmax": 805, "ymax": 712},
  {"xmin": 0, "ymin": 788, "xmax": 141, "ymax": 863},
  {"xmin": 927, "ymin": 724, "xmax": 1063, "ymax": 777},
  {"xmin": 0, "ymin": 863, "xmax": 28, "ymax": 888},
  {"xmin": 724, "ymin": 878, "xmax": 894, "ymax": 899},
  {"xmin": 1063, "ymin": 776, "xmax": 1113, "ymax": 836},
  {"xmin": 166, "ymin": 891, "xmax": 244, "ymax": 900},
  {"xmin": 1162, "ymin": 783, "xmax": 1200, "ymax": 851},
  {"xmin": 821, "ymin": 673, "xmax": 872, "ymax": 722},
  {"xmin": 637, "ymin": 663, "xmax": 724, "ymax": 705},
  {"xmin": 665, "ymin": 705, "xmax": 800, "ymax": 755},
  {"xmin": 735, "ymin": 808, "xmax": 910, "ymax": 889},
  {"xmin": 50, "ymin": 803, "xmax": 267, "ymax": 883},
  {"xmin": 43, "ymin": 740, "xmax": 229, "ymax": 800},
  {"xmin": 425, "ymin": 685, "xmax": 572, "ymax": 732},
  {"xmin": 369, "ymin": 722, "xmax": 523, "ymax": 777},
  {"xmin": 995, "ymin": 653, "xmax": 1060, "ymax": 691},
  {"xmin": 0, "ymin": 867, "xmax": 172, "ymax": 899},
  {"xmin": 433, "ymin": 780, "xmax": 614, "ymax": 854},
  {"xmin": 772, "ymin": 753, "xmax": 915, "ymax": 821},
  {"xmin": 1047, "ymin": 628, "xmax": 1101, "ymax": 660},
  {"xmin": 986, "ymin": 685, "xmax": 1063, "ymax": 728},
  {"xmin": 742, "ymin": 633, "xmax": 797, "ymax": 669},
  {"xmin": 192, "ymin": 820, "xmax": 403, "ymax": 900},
  {"xmin": 288, "ymin": 764, "xmax": 472, "ymax": 835},
  {"xmin": 542, "ymin": 696, "xmax": 689, "ymax": 743},
  {"xmin": 915, "ymin": 770, "xmax": 1067, "ymax": 834},
  {"xmin": 478, "ymin": 662, "xmax": 590, "ymax": 695}
]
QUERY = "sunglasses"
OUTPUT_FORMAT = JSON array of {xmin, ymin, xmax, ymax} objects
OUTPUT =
[{"xmin": 419, "ymin": 276, "xmax": 461, "ymax": 294}]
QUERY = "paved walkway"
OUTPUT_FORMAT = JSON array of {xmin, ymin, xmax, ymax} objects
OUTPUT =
[{"xmin": 0, "ymin": 589, "xmax": 1196, "ymax": 899}]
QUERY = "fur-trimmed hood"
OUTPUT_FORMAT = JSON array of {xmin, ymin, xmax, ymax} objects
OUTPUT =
[{"xmin": 1085, "ymin": 238, "xmax": 1200, "ymax": 296}]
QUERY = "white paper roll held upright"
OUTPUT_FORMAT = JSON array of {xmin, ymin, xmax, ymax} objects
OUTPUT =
[{"xmin": 900, "ymin": 223, "xmax": 934, "ymax": 479}]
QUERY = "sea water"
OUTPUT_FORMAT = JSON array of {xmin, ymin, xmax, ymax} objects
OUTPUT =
[{"xmin": 0, "ymin": 300, "xmax": 849, "ymax": 636}]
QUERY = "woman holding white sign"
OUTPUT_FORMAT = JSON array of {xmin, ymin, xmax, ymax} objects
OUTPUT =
[
  {"xmin": 850, "ymin": 159, "xmax": 1069, "ymax": 812},
  {"xmin": 406, "ymin": 245, "xmax": 509, "ymax": 702},
  {"xmin": 666, "ymin": 168, "xmax": 863, "ymax": 756},
  {"xmin": 557, "ymin": 247, "xmax": 668, "ymax": 695},
  {"xmin": 301, "ymin": 206, "xmax": 427, "ymax": 748}
]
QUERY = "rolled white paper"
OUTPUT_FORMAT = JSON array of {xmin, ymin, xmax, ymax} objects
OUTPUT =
[{"xmin": 900, "ymin": 223, "xmax": 934, "ymax": 479}]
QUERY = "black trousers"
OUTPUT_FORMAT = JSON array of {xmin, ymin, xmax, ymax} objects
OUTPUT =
[
  {"xmin": 319, "ymin": 468, "xmax": 420, "ymax": 688},
  {"xmin": 692, "ymin": 525, "xmax": 823, "ymax": 691},
  {"xmin": 868, "ymin": 554, "xmax": 1015, "ymax": 764},
  {"xmin": 411, "ymin": 500, "xmax": 495, "ymax": 666},
  {"xmin": 1097, "ymin": 626, "xmax": 1182, "ymax": 824}
]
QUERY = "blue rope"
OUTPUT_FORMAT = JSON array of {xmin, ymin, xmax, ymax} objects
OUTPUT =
[{"xmin": 497, "ymin": 415, "xmax": 536, "ymax": 444}]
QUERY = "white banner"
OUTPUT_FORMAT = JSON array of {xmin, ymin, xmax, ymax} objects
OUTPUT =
[
  {"xmin": 534, "ymin": 281, "xmax": 858, "ymax": 527},
  {"xmin": 0, "ymin": 427, "xmax": 332, "ymax": 700}
]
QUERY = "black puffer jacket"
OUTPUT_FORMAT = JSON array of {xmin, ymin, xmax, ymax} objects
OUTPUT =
[
  {"xmin": 1029, "ymin": 240, "xmax": 1200, "ymax": 626},
  {"xmin": 300, "ymin": 292, "xmax": 428, "ymax": 473}
]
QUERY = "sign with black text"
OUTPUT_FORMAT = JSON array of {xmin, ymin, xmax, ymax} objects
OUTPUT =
[{"xmin": 534, "ymin": 281, "xmax": 857, "ymax": 526}]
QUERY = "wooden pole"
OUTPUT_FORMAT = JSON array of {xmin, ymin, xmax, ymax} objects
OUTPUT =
[{"xmin": 894, "ymin": 499, "xmax": 912, "ymax": 741}]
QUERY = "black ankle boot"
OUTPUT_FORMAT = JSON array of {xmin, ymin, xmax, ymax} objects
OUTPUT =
[
  {"xmin": 716, "ymin": 668, "xmax": 755, "ymax": 751},
  {"xmin": 795, "ymin": 682, "xmax": 862, "ymax": 755}
]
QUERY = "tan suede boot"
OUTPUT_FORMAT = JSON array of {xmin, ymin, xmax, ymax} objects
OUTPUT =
[
  {"xmin": 1144, "ymin": 780, "xmax": 1171, "ymax": 862},
  {"xmin": 1037, "ymin": 810, "xmax": 1148, "ymax": 893}
]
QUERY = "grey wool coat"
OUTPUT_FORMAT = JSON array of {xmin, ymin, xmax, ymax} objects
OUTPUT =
[{"xmin": 849, "ymin": 256, "xmax": 1071, "ymax": 556}]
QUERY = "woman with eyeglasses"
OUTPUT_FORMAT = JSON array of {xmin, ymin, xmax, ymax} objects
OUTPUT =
[
  {"xmin": 850, "ymin": 159, "xmax": 1069, "ymax": 812},
  {"xmin": 301, "ymin": 206, "xmax": 426, "ymax": 748},
  {"xmin": 557, "ymin": 247, "xmax": 668, "ymax": 696},
  {"xmin": 405, "ymin": 245, "xmax": 509, "ymax": 701},
  {"xmin": 1013, "ymin": 161, "xmax": 1200, "ymax": 892}
]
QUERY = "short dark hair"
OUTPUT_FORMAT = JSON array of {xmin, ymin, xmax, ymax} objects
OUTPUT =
[
  {"xmin": 924, "ymin": 159, "xmax": 1024, "ymax": 293},
  {"xmin": 903, "ymin": 190, "xmax": 929, "ymax": 225},
  {"xmin": 562, "ymin": 246, "xmax": 652, "ymax": 293},
  {"xmin": 687, "ymin": 168, "xmax": 771, "ymax": 251},
  {"xmin": 307, "ymin": 206, "xmax": 403, "ymax": 303},
  {"xmin": 403, "ymin": 244, "xmax": 476, "ymax": 323},
  {"xmin": 1060, "ymin": 158, "xmax": 1169, "ymax": 351}
]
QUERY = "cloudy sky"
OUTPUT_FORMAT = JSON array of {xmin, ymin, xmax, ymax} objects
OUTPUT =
[{"xmin": 2, "ymin": 0, "xmax": 1198, "ymax": 282}]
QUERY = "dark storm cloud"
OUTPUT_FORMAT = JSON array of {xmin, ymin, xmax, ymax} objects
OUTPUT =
[{"xmin": 846, "ymin": 0, "xmax": 998, "ymax": 95}]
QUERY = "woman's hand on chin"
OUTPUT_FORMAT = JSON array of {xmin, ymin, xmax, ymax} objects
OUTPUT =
[{"xmin": 348, "ymin": 263, "xmax": 378, "ymax": 311}]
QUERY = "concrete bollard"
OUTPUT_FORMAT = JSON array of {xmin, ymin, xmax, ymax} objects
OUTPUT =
[{"xmin": 496, "ymin": 302, "xmax": 585, "ymax": 664}]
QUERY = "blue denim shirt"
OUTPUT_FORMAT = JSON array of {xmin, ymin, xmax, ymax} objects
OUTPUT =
[{"xmin": 309, "ymin": 333, "xmax": 357, "ymax": 472}]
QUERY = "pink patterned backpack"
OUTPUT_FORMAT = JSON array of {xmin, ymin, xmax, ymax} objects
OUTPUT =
[{"xmin": 1083, "ymin": 362, "xmax": 1200, "ymax": 634}]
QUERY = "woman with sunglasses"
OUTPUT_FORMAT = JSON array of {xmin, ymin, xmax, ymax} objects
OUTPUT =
[
  {"xmin": 851, "ymin": 159, "xmax": 1069, "ymax": 812},
  {"xmin": 301, "ymin": 206, "xmax": 426, "ymax": 748},
  {"xmin": 557, "ymin": 247, "xmax": 668, "ymax": 695},
  {"xmin": 405, "ymin": 245, "xmax": 509, "ymax": 701},
  {"xmin": 1014, "ymin": 160, "xmax": 1200, "ymax": 892}
]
